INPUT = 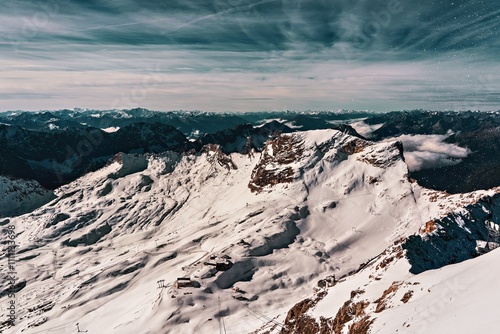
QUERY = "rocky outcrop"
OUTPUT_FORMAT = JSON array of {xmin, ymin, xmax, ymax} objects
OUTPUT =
[
  {"xmin": 280, "ymin": 295, "xmax": 324, "ymax": 334},
  {"xmin": 356, "ymin": 141, "xmax": 405, "ymax": 168},
  {"xmin": 280, "ymin": 291, "xmax": 374, "ymax": 334},
  {"xmin": 403, "ymin": 192, "xmax": 500, "ymax": 274},
  {"xmin": 202, "ymin": 144, "xmax": 238, "ymax": 172},
  {"xmin": 198, "ymin": 121, "xmax": 293, "ymax": 154},
  {"xmin": 248, "ymin": 134, "xmax": 304, "ymax": 193}
]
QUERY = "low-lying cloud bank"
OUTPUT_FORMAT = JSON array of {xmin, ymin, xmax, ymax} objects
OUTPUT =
[
  {"xmin": 349, "ymin": 121, "xmax": 384, "ymax": 138},
  {"xmin": 384, "ymin": 132, "xmax": 470, "ymax": 171}
]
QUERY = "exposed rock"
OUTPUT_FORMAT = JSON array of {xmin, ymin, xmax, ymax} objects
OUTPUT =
[
  {"xmin": 401, "ymin": 290, "xmax": 414, "ymax": 303},
  {"xmin": 356, "ymin": 141, "xmax": 405, "ymax": 168},
  {"xmin": 347, "ymin": 316, "xmax": 375, "ymax": 334},
  {"xmin": 249, "ymin": 134, "xmax": 304, "ymax": 193},
  {"xmin": 420, "ymin": 220, "xmax": 437, "ymax": 234},
  {"xmin": 331, "ymin": 299, "xmax": 370, "ymax": 334},
  {"xmin": 280, "ymin": 294, "xmax": 325, "ymax": 334},
  {"xmin": 202, "ymin": 144, "xmax": 238, "ymax": 173},
  {"xmin": 403, "ymin": 193, "xmax": 500, "ymax": 274},
  {"xmin": 374, "ymin": 281, "xmax": 401, "ymax": 313}
]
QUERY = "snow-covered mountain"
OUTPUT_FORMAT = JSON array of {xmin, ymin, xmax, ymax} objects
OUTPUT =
[
  {"xmin": 2, "ymin": 109, "xmax": 499, "ymax": 193},
  {"xmin": 2, "ymin": 128, "xmax": 499, "ymax": 334},
  {"xmin": 0, "ymin": 109, "xmax": 373, "ymax": 135},
  {"xmin": 0, "ymin": 176, "xmax": 55, "ymax": 218},
  {"xmin": 0, "ymin": 122, "xmax": 192, "ymax": 189}
]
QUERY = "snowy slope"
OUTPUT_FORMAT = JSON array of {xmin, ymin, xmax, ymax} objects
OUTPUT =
[
  {"xmin": 279, "ymin": 232, "xmax": 500, "ymax": 334},
  {"xmin": 0, "ymin": 176, "xmax": 55, "ymax": 218},
  {"xmin": 1, "ymin": 129, "xmax": 498, "ymax": 334},
  {"xmin": 277, "ymin": 187, "xmax": 500, "ymax": 334},
  {"xmin": 371, "ymin": 246, "xmax": 500, "ymax": 334},
  {"xmin": 279, "ymin": 189, "xmax": 500, "ymax": 333}
]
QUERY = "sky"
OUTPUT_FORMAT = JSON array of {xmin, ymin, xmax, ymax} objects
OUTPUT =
[{"xmin": 1, "ymin": 0, "xmax": 499, "ymax": 112}]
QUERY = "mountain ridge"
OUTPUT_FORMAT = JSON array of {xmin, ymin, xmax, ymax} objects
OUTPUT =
[{"xmin": 2, "ymin": 128, "xmax": 498, "ymax": 333}]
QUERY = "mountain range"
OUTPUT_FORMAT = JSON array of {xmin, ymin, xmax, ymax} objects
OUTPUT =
[{"xmin": 0, "ymin": 109, "xmax": 499, "ymax": 334}]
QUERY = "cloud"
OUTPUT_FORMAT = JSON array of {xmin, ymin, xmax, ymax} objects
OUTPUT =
[
  {"xmin": 349, "ymin": 121, "xmax": 384, "ymax": 138},
  {"xmin": 383, "ymin": 133, "xmax": 471, "ymax": 171},
  {"xmin": 0, "ymin": 0, "xmax": 499, "ymax": 111},
  {"xmin": 3, "ymin": 0, "xmax": 499, "ymax": 54}
]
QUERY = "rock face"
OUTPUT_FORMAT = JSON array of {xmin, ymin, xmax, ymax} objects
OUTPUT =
[
  {"xmin": 197, "ymin": 121, "xmax": 293, "ymax": 154},
  {"xmin": 202, "ymin": 144, "xmax": 238, "ymax": 173},
  {"xmin": 281, "ymin": 298, "xmax": 322, "ymax": 334},
  {"xmin": 248, "ymin": 130, "xmax": 404, "ymax": 193},
  {"xmin": 248, "ymin": 134, "xmax": 304, "ymax": 193},
  {"xmin": 280, "ymin": 291, "xmax": 374, "ymax": 334},
  {"xmin": 403, "ymin": 192, "xmax": 500, "ymax": 274},
  {"xmin": 355, "ymin": 141, "xmax": 404, "ymax": 168}
]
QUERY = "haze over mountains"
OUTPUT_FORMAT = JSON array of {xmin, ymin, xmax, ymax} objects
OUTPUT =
[{"xmin": 1, "ymin": 109, "xmax": 500, "ymax": 334}]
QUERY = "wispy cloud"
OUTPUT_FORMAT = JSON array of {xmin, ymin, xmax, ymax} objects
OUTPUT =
[{"xmin": 1, "ymin": 0, "xmax": 499, "ymax": 111}]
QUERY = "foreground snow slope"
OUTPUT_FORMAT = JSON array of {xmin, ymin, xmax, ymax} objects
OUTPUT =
[
  {"xmin": 373, "ymin": 247, "xmax": 500, "ymax": 334},
  {"xmin": 1, "ymin": 129, "xmax": 497, "ymax": 334},
  {"xmin": 281, "ymin": 218, "xmax": 500, "ymax": 334}
]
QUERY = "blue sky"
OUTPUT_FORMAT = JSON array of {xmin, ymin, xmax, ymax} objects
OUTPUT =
[{"xmin": 1, "ymin": 0, "xmax": 499, "ymax": 112}]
